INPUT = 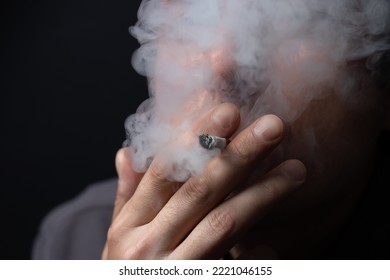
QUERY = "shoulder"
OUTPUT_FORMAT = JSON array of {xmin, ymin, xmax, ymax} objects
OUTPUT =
[{"xmin": 32, "ymin": 178, "xmax": 117, "ymax": 259}]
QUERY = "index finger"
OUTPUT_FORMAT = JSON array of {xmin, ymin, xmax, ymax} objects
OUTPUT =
[{"xmin": 117, "ymin": 103, "xmax": 240, "ymax": 227}]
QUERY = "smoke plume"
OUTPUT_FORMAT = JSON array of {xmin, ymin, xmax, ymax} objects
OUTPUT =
[{"xmin": 125, "ymin": 0, "xmax": 390, "ymax": 181}]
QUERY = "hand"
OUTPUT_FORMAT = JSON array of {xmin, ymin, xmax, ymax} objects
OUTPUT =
[{"xmin": 102, "ymin": 103, "xmax": 306, "ymax": 259}]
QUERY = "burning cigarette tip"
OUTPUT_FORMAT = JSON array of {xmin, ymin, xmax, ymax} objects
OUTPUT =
[{"xmin": 199, "ymin": 134, "xmax": 227, "ymax": 150}]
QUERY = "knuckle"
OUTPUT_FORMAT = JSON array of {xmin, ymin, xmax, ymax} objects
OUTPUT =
[
  {"xmin": 261, "ymin": 180, "xmax": 284, "ymax": 202},
  {"xmin": 227, "ymin": 135, "xmax": 254, "ymax": 165},
  {"xmin": 148, "ymin": 160, "xmax": 168, "ymax": 183},
  {"xmin": 182, "ymin": 175, "xmax": 211, "ymax": 203},
  {"xmin": 121, "ymin": 236, "xmax": 151, "ymax": 260},
  {"xmin": 206, "ymin": 209, "xmax": 235, "ymax": 237},
  {"xmin": 107, "ymin": 225, "xmax": 156, "ymax": 259},
  {"xmin": 115, "ymin": 148, "xmax": 125, "ymax": 169},
  {"xmin": 116, "ymin": 181, "xmax": 130, "ymax": 200},
  {"xmin": 107, "ymin": 222, "xmax": 122, "ymax": 249}
]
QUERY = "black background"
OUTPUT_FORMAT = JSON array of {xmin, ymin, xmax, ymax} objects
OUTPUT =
[{"xmin": 0, "ymin": 0, "xmax": 147, "ymax": 259}]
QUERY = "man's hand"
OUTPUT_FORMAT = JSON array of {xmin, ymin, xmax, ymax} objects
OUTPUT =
[{"xmin": 102, "ymin": 103, "xmax": 306, "ymax": 259}]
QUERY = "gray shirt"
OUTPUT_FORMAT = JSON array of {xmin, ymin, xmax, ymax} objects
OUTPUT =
[{"xmin": 32, "ymin": 179, "xmax": 116, "ymax": 259}]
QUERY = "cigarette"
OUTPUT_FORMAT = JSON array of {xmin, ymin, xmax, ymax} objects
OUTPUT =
[{"xmin": 198, "ymin": 134, "xmax": 227, "ymax": 150}]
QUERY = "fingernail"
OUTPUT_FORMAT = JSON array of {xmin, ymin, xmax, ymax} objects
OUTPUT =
[
  {"xmin": 281, "ymin": 161, "xmax": 306, "ymax": 183},
  {"xmin": 253, "ymin": 116, "xmax": 283, "ymax": 142},
  {"xmin": 212, "ymin": 105, "xmax": 235, "ymax": 130}
]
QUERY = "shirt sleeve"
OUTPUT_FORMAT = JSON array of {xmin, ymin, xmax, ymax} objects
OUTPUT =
[{"xmin": 32, "ymin": 178, "xmax": 117, "ymax": 260}]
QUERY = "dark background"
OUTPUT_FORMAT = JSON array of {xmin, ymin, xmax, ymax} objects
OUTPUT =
[{"xmin": 0, "ymin": 0, "xmax": 147, "ymax": 259}]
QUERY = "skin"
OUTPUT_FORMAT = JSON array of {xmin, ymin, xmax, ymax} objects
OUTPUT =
[{"xmin": 102, "ymin": 64, "xmax": 390, "ymax": 260}]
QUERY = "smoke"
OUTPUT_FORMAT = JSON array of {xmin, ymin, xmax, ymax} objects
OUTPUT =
[{"xmin": 125, "ymin": 0, "xmax": 390, "ymax": 181}]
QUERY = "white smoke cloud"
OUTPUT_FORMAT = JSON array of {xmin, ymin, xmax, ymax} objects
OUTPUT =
[{"xmin": 125, "ymin": 0, "xmax": 390, "ymax": 180}]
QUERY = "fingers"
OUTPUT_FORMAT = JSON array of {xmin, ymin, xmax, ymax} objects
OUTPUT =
[
  {"xmin": 112, "ymin": 148, "xmax": 144, "ymax": 220},
  {"xmin": 153, "ymin": 114, "xmax": 284, "ymax": 247},
  {"xmin": 170, "ymin": 159, "xmax": 306, "ymax": 259},
  {"xmin": 117, "ymin": 103, "xmax": 240, "ymax": 227},
  {"xmin": 102, "ymin": 148, "xmax": 144, "ymax": 259},
  {"xmin": 192, "ymin": 103, "xmax": 240, "ymax": 135},
  {"xmin": 105, "ymin": 111, "xmax": 305, "ymax": 260}
]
